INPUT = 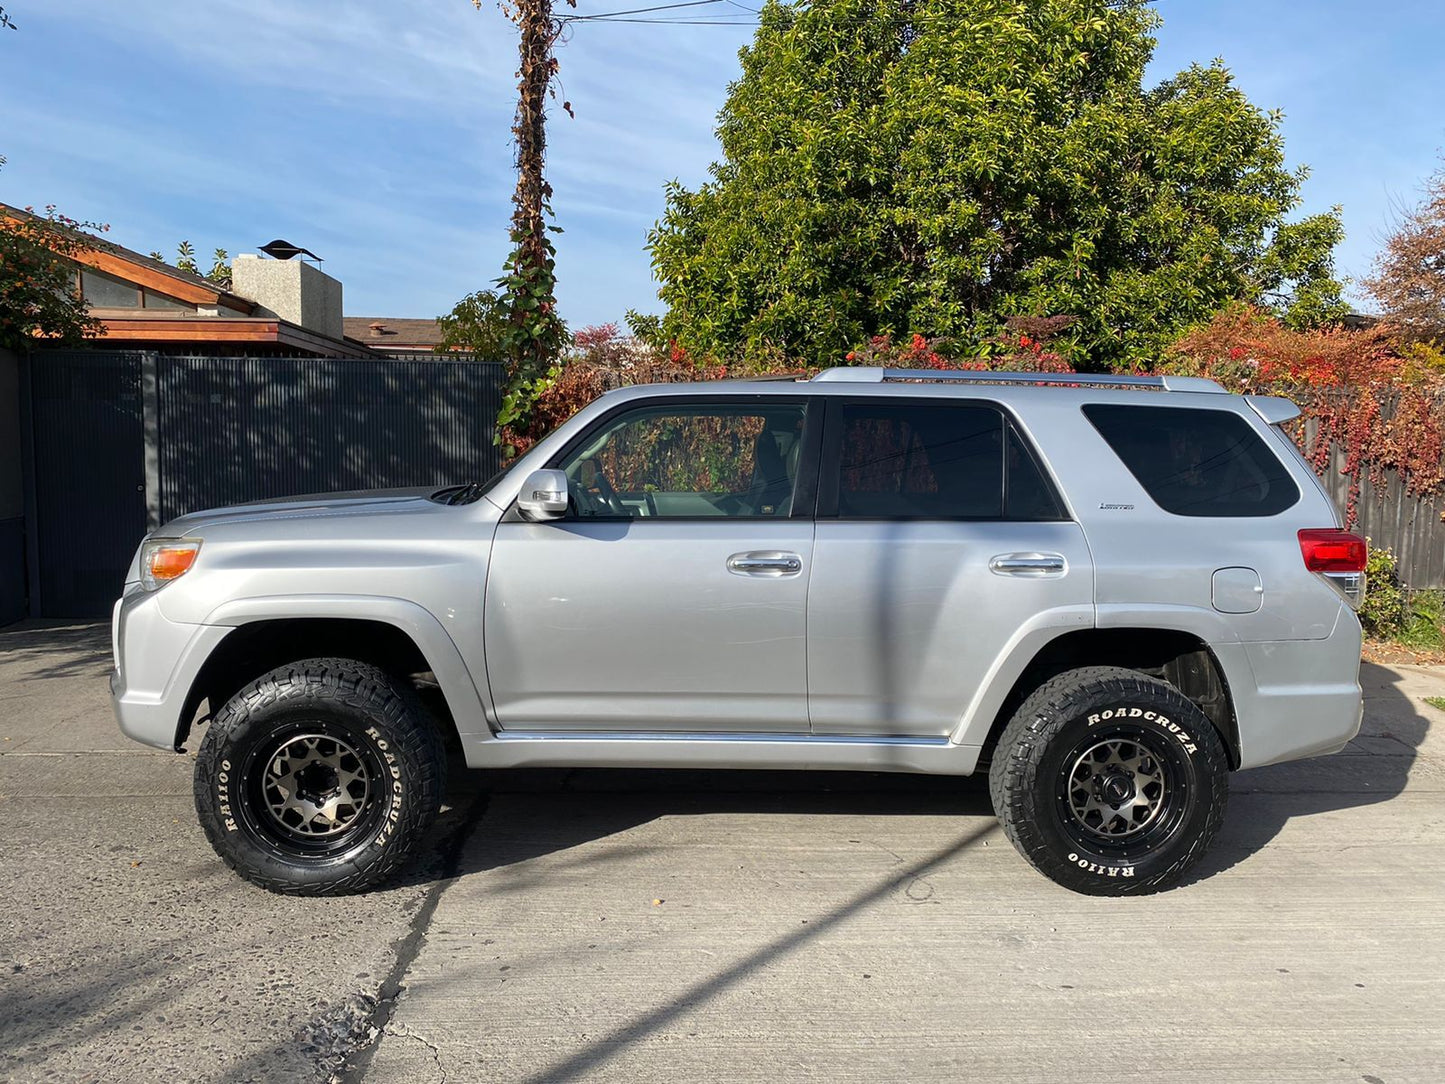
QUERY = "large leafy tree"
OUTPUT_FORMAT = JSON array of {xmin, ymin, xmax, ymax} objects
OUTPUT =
[{"xmin": 647, "ymin": 0, "xmax": 1345, "ymax": 370}]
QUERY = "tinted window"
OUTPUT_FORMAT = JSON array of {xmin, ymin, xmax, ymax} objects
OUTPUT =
[
  {"xmin": 1006, "ymin": 423, "xmax": 1064, "ymax": 520},
  {"xmin": 1083, "ymin": 404, "xmax": 1299, "ymax": 517},
  {"xmin": 557, "ymin": 403, "xmax": 807, "ymax": 518},
  {"xmin": 143, "ymin": 289, "xmax": 192, "ymax": 311},
  {"xmin": 80, "ymin": 268, "xmax": 140, "ymax": 308},
  {"xmin": 831, "ymin": 402, "xmax": 1061, "ymax": 520}
]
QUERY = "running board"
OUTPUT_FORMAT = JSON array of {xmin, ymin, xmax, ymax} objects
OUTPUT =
[{"xmin": 461, "ymin": 731, "xmax": 982, "ymax": 775}]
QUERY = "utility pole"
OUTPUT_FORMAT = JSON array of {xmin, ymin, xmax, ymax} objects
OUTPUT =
[
  {"xmin": 510, "ymin": 0, "xmax": 559, "ymax": 309},
  {"xmin": 485, "ymin": 0, "xmax": 575, "ymax": 450}
]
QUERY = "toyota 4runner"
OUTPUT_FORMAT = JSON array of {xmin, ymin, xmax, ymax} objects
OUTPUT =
[{"xmin": 111, "ymin": 367, "xmax": 1366, "ymax": 896}]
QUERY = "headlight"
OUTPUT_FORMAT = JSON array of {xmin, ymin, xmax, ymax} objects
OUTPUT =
[{"xmin": 140, "ymin": 538, "xmax": 202, "ymax": 591}]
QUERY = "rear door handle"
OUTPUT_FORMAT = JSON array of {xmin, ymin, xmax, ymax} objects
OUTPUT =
[
  {"xmin": 727, "ymin": 551, "xmax": 804, "ymax": 577},
  {"xmin": 989, "ymin": 552, "xmax": 1067, "ymax": 576}
]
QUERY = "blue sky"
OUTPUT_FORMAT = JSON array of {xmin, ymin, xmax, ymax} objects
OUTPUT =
[{"xmin": 1, "ymin": 0, "xmax": 1442, "ymax": 328}]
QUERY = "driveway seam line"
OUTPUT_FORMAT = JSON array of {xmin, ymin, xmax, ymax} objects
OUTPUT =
[{"xmin": 339, "ymin": 787, "xmax": 489, "ymax": 1083}]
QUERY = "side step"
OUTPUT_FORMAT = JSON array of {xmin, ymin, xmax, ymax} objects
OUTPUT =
[{"xmin": 461, "ymin": 731, "xmax": 983, "ymax": 776}]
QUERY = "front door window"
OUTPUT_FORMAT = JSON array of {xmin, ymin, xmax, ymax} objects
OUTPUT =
[{"xmin": 556, "ymin": 403, "xmax": 808, "ymax": 518}]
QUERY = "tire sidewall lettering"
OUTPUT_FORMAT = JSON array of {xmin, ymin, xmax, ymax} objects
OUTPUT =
[
  {"xmin": 1066, "ymin": 852, "xmax": 1135, "ymax": 878},
  {"xmin": 1086, "ymin": 704, "xmax": 1199, "ymax": 753},
  {"xmin": 217, "ymin": 758, "xmax": 237, "ymax": 831},
  {"xmin": 194, "ymin": 663, "xmax": 444, "ymax": 894}
]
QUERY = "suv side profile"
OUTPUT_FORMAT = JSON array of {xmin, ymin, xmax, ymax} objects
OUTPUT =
[{"xmin": 111, "ymin": 368, "xmax": 1366, "ymax": 896}]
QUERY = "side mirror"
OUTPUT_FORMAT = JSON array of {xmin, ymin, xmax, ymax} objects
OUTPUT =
[{"xmin": 517, "ymin": 468, "xmax": 569, "ymax": 521}]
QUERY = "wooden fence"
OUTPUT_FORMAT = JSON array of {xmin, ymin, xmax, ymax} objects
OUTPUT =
[{"xmin": 1303, "ymin": 406, "xmax": 1445, "ymax": 589}]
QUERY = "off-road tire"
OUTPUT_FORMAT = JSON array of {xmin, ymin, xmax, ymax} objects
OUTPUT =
[
  {"xmin": 194, "ymin": 658, "xmax": 445, "ymax": 896},
  {"xmin": 988, "ymin": 665, "xmax": 1228, "ymax": 896}
]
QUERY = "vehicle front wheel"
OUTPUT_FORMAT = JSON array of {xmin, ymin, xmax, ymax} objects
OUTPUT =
[
  {"xmin": 988, "ymin": 665, "xmax": 1228, "ymax": 896},
  {"xmin": 194, "ymin": 658, "xmax": 445, "ymax": 896}
]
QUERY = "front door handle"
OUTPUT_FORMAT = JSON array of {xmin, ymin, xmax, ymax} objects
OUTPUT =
[
  {"xmin": 727, "ymin": 551, "xmax": 804, "ymax": 577},
  {"xmin": 989, "ymin": 552, "xmax": 1067, "ymax": 576}
]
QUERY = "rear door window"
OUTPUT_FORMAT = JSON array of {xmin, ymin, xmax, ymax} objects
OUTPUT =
[
  {"xmin": 823, "ymin": 401, "xmax": 1063, "ymax": 520},
  {"xmin": 1082, "ymin": 404, "xmax": 1299, "ymax": 517}
]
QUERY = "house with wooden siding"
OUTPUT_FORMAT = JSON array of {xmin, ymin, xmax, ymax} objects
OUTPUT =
[{"xmin": 0, "ymin": 201, "xmax": 376, "ymax": 358}]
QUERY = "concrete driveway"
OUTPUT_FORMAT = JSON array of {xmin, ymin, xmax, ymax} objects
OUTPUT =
[{"xmin": 2, "ymin": 622, "xmax": 1443, "ymax": 1083}]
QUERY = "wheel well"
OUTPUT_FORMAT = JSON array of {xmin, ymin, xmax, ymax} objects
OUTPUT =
[
  {"xmin": 177, "ymin": 618, "xmax": 453, "ymax": 751},
  {"xmin": 979, "ymin": 628, "xmax": 1240, "ymax": 770}
]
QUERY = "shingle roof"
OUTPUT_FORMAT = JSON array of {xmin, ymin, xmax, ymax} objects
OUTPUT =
[{"xmin": 342, "ymin": 317, "xmax": 447, "ymax": 349}]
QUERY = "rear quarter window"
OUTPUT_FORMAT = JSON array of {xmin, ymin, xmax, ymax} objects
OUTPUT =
[{"xmin": 1082, "ymin": 404, "xmax": 1299, "ymax": 517}]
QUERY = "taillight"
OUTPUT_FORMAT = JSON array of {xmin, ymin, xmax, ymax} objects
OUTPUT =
[
  {"xmin": 1298, "ymin": 530, "xmax": 1367, "ymax": 572},
  {"xmin": 1299, "ymin": 529, "xmax": 1366, "ymax": 608}
]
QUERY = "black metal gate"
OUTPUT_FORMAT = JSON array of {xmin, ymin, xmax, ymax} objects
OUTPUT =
[
  {"xmin": 155, "ymin": 356, "xmax": 504, "ymax": 523},
  {"xmin": 23, "ymin": 350, "xmax": 506, "ymax": 618},
  {"xmin": 28, "ymin": 351, "xmax": 147, "ymax": 617}
]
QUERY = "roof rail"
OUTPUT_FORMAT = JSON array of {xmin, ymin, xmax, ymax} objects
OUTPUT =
[{"xmin": 810, "ymin": 367, "xmax": 1226, "ymax": 393}]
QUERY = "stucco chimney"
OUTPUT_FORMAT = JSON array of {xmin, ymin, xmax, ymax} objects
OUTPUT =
[{"xmin": 231, "ymin": 254, "xmax": 344, "ymax": 340}]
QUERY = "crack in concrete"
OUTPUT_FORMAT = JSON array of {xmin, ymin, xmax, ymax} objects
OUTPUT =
[
  {"xmin": 336, "ymin": 787, "xmax": 489, "ymax": 1083},
  {"xmin": 389, "ymin": 1024, "xmax": 447, "ymax": 1084}
]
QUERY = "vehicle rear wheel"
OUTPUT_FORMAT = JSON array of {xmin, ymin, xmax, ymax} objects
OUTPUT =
[
  {"xmin": 988, "ymin": 665, "xmax": 1228, "ymax": 896},
  {"xmin": 194, "ymin": 658, "xmax": 445, "ymax": 896}
]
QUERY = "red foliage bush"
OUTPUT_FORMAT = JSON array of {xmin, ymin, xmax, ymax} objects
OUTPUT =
[
  {"xmin": 498, "ymin": 326, "xmax": 804, "ymax": 456},
  {"xmin": 1165, "ymin": 307, "xmax": 1445, "ymax": 524},
  {"xmin": 501, "ymin": 323, "xmax": 1081, "ymax": 456},
  {"xmin": 847, "ymin": 331, "xmax": 1074, "ymax": 373}
]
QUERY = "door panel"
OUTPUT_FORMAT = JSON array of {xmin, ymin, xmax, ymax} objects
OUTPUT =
[
  {"xmin": 807, "ymin": 520, "xmax": 1092, "ymax": 736},
  {"xmin": 484, "ymin": 396, "xmax": 818, "ymax": 734},
  {"xmin": 807, "ymin": 396, "xmax": 1091, "ymax": 738},
  {"xmin": 485, "ymin": 520, "xmax": 813, "ymax": 732}
]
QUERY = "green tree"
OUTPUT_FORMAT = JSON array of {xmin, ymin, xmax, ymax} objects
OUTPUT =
[
  {"xmin": 0, "ymin": 200, "xmax": 107, "ymax": 353},
  {"xmin": 647, "ymin": 0, "xmax": 1345, "ymax": 370},
  {"xmin": 435, "ymin": 288, "xmax": 510, "ymax": 357},
  {"xmin": 149, "ymin": 240, "xmax": 232, "ymax": 288}
]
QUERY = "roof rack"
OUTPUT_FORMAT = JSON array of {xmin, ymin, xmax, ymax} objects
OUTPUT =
[{"xmin": 810, "ymin": 367, "xmax": 1226, "ymax": 393}]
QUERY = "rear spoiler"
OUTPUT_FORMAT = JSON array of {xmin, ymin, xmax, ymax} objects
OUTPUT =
[{"xmin": 1245, "ymin": 394, "xmax": 1301, "ymax": 425}]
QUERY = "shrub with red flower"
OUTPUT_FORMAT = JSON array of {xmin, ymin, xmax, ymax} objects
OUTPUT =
[
  {"xmin": 498, "ymin": 325, "xmax": 803, "ymax": 456},
  {"xmin": 1165, "ymin": 307, "xmax": 1445, "ymax": 525},
  {"xmin": 845, "ymin": 323, "xmax": 1075, "ymax": 374}
]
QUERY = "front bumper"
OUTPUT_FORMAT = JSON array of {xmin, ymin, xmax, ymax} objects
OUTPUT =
[{"xmin": 110, "ymin": 586, "xmax": 230, "ymax": 751}]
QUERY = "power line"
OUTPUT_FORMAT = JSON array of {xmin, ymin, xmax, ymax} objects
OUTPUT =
[
  {"xmin": 562, "ymin": 0, "xmax": 1160, "ymax": 29},
  {"xmin": 565, "ymin": 16, "xmax": 756, "ymax": 23},
  {"xmin": 560, "ymin": 0, "xmax": 726, "ymax": 21}
]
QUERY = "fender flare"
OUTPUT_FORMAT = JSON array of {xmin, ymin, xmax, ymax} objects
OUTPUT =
[
  {"xmin": 951, "ymin": 603, "xmax": 1246, "ymax": 749},
  {"xmin": 200, "ymin": 594, "xmax": 494, "ymax": 740},
  {"xmin": 951, "ymin": 604, "xmax": 1093, "ymax": 747}
]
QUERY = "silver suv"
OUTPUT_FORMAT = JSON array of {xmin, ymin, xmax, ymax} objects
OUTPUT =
[{"xmin": 111, "ymin": 368, "xmax": 1366, "ymax": 896}]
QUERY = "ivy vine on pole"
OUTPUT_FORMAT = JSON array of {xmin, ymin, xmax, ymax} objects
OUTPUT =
[{"xmin": 483, "ymin": 0, "xmax": 576, "ymax": 454}]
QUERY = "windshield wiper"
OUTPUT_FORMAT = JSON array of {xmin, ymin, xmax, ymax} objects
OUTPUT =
[{"xmin": 430, "ymin": 482, "xmax": 483, "ymax": 506}]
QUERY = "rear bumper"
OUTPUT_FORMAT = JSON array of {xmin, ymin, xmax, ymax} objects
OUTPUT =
[
  {"xmin": 1219, "ymin": 604, "xmax": 1364, "ymax": 770},
  {"xmin": 110, "ymin": 587, "xmax": 230, "ymax": 751}
]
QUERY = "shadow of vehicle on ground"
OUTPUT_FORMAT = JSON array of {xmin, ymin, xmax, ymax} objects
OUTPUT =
[
  {"xmin": 410, "ymin": 658, "xmax": 1431, "ymax": 891},
  {"xmin": 1183, "ymin": 659, "xmax": 1431, "ymax": 884}
]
